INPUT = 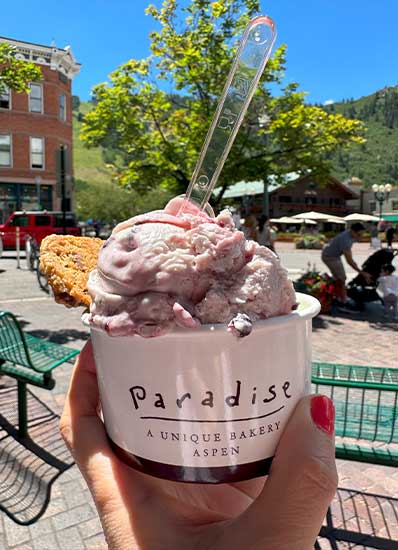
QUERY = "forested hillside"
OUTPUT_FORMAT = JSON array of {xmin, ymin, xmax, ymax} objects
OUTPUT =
[
  {"xmin": 325, "ymin": 86, "xmax": 398, "ymax": 186},
  {"xmin": 72, "ymin": 86, "xmax": 398, "ymax": 196}
]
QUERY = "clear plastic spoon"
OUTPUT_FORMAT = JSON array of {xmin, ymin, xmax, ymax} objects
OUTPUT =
[{"xmin": 179, "ymin": 15, "xmax": 277, "ymax": 215}]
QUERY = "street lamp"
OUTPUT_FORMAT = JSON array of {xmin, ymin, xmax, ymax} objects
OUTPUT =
[
  {"xmin": 35, "ymin": 176, "xmax": 42, "ymax": 210},
  {"xmin": 372, "ymin": 183, "xmax": 392, "ymax": 219}
]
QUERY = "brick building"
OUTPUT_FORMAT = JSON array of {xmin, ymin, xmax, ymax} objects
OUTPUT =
[{"xmin": 0, "ymin": 37, "xmax": 80, "ymax": 223}]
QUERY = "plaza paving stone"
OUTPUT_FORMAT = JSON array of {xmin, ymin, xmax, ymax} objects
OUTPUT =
[{"xmin": 0, "ymin": 247, "xmax": 397, "ymax": 549}]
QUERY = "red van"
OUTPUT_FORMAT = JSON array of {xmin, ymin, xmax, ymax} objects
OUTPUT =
[{"xmin": 0, "ymin": 211, "xmax": 81, "ymax": 249}]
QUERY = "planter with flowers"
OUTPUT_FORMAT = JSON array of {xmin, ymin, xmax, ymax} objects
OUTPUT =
[{"xmin": 294, "ymin": 268, "xmax": 338, "ymax": 314}]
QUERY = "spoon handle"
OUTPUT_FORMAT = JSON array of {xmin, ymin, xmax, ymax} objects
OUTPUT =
[{"xmin": 181, "ymin": 15, "xmax": 276, "ymax": 212}]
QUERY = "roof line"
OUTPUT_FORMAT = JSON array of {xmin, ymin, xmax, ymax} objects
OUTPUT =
[{"xmin": 0, "ymin": 36, "xmax": 77, "ymax": 57}]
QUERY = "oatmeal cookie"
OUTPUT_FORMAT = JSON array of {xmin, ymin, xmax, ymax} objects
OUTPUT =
[{"xmin": 40, "ymin": 235, "xmax": 103, "ymax": 307}]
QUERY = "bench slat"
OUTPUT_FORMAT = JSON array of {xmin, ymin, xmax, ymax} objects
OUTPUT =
[
  {"xmin": 0, "ymin": 361, "xmax": 55, "ymax": 389},
  {"xmin": 0, "ymin": 311, "xmax": 79, "ymax": 374},
  {"xmin": 312, "ymin": 361, "xmax": 398, "ymax": 467}
]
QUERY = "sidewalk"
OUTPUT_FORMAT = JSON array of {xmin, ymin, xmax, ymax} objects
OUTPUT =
[{"xmin": 0, "ymin": 252, "xmax": 397, "ymax": 549}]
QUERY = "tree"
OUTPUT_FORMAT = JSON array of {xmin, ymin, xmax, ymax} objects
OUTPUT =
[
  {"xmin": 81, "ymin": 0, "xmax": 365, "ymax": 202},
  {"xmin": 72, "ymin": 95, "xmax": 81, "ymax": 111},
  {"xmin": 0, "ymin": 43, "xmax": 42, "ymax": 93},
  {"xmin": 75, "ymin": 178, "xmax": 173, "ymax": 224}
]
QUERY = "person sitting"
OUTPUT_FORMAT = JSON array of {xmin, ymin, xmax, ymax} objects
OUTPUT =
[
  {"xmin": 321, "ymin": 222, "xmax": 371, "ymax": 305},
  {"xmin": 378, "ymin": 263, "xmax": 398, "ymax": 320}
]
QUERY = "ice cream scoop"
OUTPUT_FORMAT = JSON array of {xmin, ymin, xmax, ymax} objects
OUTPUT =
[{"xmin": 84, "ymin": 197, "xmax": 296, "ymax": 337}]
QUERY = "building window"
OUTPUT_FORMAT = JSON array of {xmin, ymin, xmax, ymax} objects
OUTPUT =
[
  {"xmin": 59, "ymin": 93, "xmax": 66, "ymax": 121},
  {"xmin": 279, "ymin": 196, "xmax": 292, "ymax": 203},
  {"xmin": 30, "ymin": 137, "xmax": 45, "ymax": 169},
  {"xmin": 0, "ymin": 87, "xmax": 11, "ymax": 109},
  {"xmin": 392, "ymin": 200, "xmax": 398, "ymax": 211},
  {"xmin": 58, "ymin": 72, "xmax": 68, "ymax": 84},
  {"xmin": 305, "ymin": 196, "xmax": 317, "ymax": 205},
  {"xmin": 369, "ymin": 201, "xmax": 376, "ymax": 211},
  {"xmin": 0, "ymin": 135, "xmax": 11, "ymax": 167},
  {"xmin": 29, "ymin": 83, "xmax": 43, "ymax": 113}
]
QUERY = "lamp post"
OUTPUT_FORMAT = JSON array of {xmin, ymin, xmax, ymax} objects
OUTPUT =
[
  {"xmin": 372, "ymin": 183, "xmax": 392, "ymax": 220},
  {"xmin": 34, "ymin": 176, "xmax": 42, "ymax": 210},
  {"xmin": 258, "ymin": 114, "xmax": 270, "ymax": 217}
]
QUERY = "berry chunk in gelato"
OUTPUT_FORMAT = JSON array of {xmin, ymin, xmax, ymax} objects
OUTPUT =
[{"xmin": 84, "ymin": 197, "xmax": 296, "ymax": 337}]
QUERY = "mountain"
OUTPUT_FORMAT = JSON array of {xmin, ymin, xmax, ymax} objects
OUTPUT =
[
  {"xmin": 72, "ymin": 99, "xmax": 110, "ymax": 186},
  {"xmin": 324, "ymin": 86, "xmax": 398, "ymax": 186},
  {"xmin": 72, "ymin": 88, "xmax": 398, "ymax": 189}
]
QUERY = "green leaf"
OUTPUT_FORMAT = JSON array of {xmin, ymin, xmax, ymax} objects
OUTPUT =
[
  {"xmin": 80, "ymin": 0, "xmax": 366, "ymax": 200},
  {"xmin": 0, "ymin": 43, "xmax": 42, "ymax": 93}
]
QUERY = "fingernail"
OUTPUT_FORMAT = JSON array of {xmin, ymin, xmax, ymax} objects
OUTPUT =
[{"xmin": 311, "ymin": 395, "xmax": 335, "ymax": 435}]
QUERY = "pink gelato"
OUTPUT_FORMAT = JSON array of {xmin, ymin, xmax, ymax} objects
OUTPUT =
[{"xmin": 84, "ymin": 197, "xmax": 296, "ymax": 337}]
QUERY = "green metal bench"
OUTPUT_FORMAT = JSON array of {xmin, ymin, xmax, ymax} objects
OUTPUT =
[
  {"xmin": 0, "ymin": 310, "xmax": 79, "ymax": 438},
  {"xmin": 312, "ymin": 362, "xmax": 398, "ymax": 467}
]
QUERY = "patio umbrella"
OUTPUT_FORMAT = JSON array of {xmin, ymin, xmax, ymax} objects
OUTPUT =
[
  {"xmin": 344, "ymin": 213, "xmax": 380, "ymax": 222},
  {"xmin": 271, "ymin": 217, "xmax": 318, "ymax": 225},
  {"xmin": 293, "ymin": 211, "xmax": 345, "ymax": 222},
  {"xmin": 326, "ymin": 218, "xmax": 346, "ymax": 224},
  {"xmin": 270, "ymin": 216, "xmax": 302, "ymax": 223}
]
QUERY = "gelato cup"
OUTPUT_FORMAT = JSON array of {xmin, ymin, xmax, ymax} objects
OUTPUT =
[{"xmin": 90, "ymin": 292, "xmax": 320, "ymax": 483}]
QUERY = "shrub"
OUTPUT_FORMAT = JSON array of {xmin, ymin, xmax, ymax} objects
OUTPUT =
[{"xmin": 295, "ymin": 233, "xmax": 326, "ymax": 249}]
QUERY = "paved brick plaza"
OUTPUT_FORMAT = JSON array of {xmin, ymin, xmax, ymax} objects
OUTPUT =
[{"xmin": 0, "ymin": 243, "xmax": 397, "ymax": 549}]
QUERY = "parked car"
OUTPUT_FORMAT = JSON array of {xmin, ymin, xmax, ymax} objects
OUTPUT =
[
  {"xmin": 0, "ymin": 232, "xmax": 3, "ymax": 258},
  {"xmin": 0, "ymin": 211, "xmax": 81, "ymax": 249}
]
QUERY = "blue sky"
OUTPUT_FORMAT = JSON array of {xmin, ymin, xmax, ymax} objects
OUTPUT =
[{"xmin": 1, "ymin": 0, "xmax": 397, "ymax": 104}]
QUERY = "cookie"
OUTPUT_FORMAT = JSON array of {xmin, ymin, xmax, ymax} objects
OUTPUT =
[{"xmin": 40, "ymin": 235, "xmax": 103, "ymax": 307}]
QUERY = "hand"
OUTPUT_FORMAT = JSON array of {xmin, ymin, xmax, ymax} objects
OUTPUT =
[
  {"xmin": 60, "ymin": 342, "xmax": 338, "ymax": 550},
  {"xmin": 360, "ymin": 270, "xmax": 373, "ymax": 284}
]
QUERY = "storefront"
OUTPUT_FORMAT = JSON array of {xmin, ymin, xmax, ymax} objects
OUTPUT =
[{"xmin": 0, "ymin": 182, "xmax": 53, "ymax": 223}]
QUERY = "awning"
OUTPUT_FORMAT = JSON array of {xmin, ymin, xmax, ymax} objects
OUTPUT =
[{"xmin": 382, "ymin": 214, "xmax": 398, "ymax": 222}]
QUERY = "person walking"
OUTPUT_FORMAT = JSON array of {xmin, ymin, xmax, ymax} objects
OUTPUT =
[
  {"xmin": 257, "ymin": 215, "xmax": 275, "ymax": 252},
  {"xmin": 370, "ymin": 223, "xmax": 381, "ymax": 249},
  {"xmin": 242, "ymin": 214, "xmax": 258, "ymax": 241},
  {"xmin": 386, "ymin": 223, "xmax": 395, "ymax": 248},
  {"xmin": 321, "ymin": 222, "xmax": 371, "ymax": 305}
]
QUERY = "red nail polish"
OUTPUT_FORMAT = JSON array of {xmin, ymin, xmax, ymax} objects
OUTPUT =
[{"xmin": 311, "ymin": 395, "xmax": 335, "ymax": 435}]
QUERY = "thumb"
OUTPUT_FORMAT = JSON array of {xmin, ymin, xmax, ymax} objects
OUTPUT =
[{"xmin": 237, "ymin": 395, "xmax": 338, "ymax": 550}]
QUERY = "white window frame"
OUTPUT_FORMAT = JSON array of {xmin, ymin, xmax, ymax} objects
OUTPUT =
[
  {"xmin": 0, "ymin": 134, "xmax": 12, "ymax": 168},
  {"xmin": 29, "ymin": 83, "xmax": 43, "ymax": 114},
  {"xmin": 59, "ymin": 92, "xmax": 66, "ymax": 121},
  {"xmin": 0, "ymin": 86, "xmax": 11, "ymax": 110},
  {"xmin": 30, "ymin": 137, "xmax": 45, "ymax": 170}
]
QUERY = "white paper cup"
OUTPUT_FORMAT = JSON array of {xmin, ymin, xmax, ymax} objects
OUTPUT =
[{"xmin": 90, "ymin": 293, "xmax": 320, "ymax": 483}]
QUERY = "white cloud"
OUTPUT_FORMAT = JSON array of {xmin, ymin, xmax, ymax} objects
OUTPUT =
[{"xmin": 323, "ymin": 99, "xmax": 334, "ymax": 105}]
